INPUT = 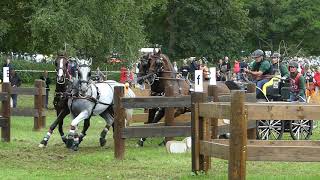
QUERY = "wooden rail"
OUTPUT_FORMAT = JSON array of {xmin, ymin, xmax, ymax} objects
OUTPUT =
[
  {"xmin": 0, "ymin": 80, "xmax": 46, "ymax": 142},
  {"xmin": 114, "ymin": 83, "xmax": 257, "ymax": 160},
  {"xmin": 192, "ymin": 90, "xmax": 320, "ymax": 179}
]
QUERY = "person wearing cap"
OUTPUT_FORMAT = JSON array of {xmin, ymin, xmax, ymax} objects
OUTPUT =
[
  {"xmin": 288, "ymin": 61, "xmax": 306, "ymax": 102},
  {"xmin": 244, "ymin": 49, "xmax": 272, "ymax": 97},
  {"xmin": 270, "ymin": 52, "xmax": 289, "ymax": 79}
]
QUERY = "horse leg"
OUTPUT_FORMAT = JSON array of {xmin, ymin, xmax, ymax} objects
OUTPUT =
[
  {"xmin": 67, "ymin": 111, "xmax": 90, "ymax": 151},
  {"xmin": 137, "ymin": 108, "xmax": 162, "ymax": 147},
  {"xmin": 79, "ymin": 118, "xmax": 90, "ymax": 144},
  {"xmin": 99, "ymin": 110, "xmax": 114, "ymax": 147},
  {"xmin": 57, "ymin": 108, "xmax": 70, "ymax": 144},
  {"xmin": 154, "ymin": 108, "xmax": 167, "ymax": 146},
  {"xmin": 39, "ymin": 109, "xmax": 68, "ymax": 148}
]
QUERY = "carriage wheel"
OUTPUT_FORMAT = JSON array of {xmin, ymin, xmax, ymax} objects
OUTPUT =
[
  {"xmin": 256, "ymin": 120, "xmax": 284, "ymax": 140},
  {"xmin": 289, "ymin": 120, "xmax": 313, "ymax": 140}
]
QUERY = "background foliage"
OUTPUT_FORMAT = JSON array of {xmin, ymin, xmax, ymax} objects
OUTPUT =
[{"xmin": 1, "ymin": 0, "xmax": 320, "ymax": 65}]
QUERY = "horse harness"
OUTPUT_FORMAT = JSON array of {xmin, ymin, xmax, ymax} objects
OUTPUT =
[{"xmin": 71, "ymin": 81, "xmax": 114, "ymax": 119}]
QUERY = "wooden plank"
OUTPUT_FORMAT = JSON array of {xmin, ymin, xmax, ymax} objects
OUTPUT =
[
  {"xmin": 229, "ymin": 90, "xmax": 247, "ymax": 180},
  {"xmin": 132, "ymin": 112, "xmax": 191, "ymax": 123},
  {"xmin": 121, "ymin": 126, "xmax": 190, "ymax": 138},
  {"xmin": 11, "ymin": 108, "xmax": 37, "ymax": 117},
  {"xmin": 0, "ymin": 92, "xmax": 9, "ymax": 101},
  {"xmin": 121, "ymin": 96, "xmax": 191, "ymax": 108},
  {"xmin": 200, "ymin": 140, "xmax": 320, "ymax": 162},
  {"xmin": 198, "ymin": 102, "xmax": 230, "ymax": 119},
  {"xmin": 199, "ymin": 102, "xmax": 320, "ymax": 120},
  {"xmin": 247, "ymin": 145, "xmax": 320, "ymax": 162},
  {"xmin": 218, "ymin": 93, "xmax": 256, "ymax": 102},
  {"xmin": 131, "ymin": 122, "xmax": 190, "ymax": 127},
  {"xmin": 246, "ymin": 83, "xmax": 257, "ymax": 139},
  {"xmin": 11, "ymin": 87, "xmax": 38, "ymax": 95},
  {"xmin": 247, "ymin": 103, "xmax": 320, "ymax": 120},
  {"xmin": 212, "ymin": 139, "xmax": 320, "ymax": 146},
  {"xmin": 200, "ymin": 141, "xmax": 229, "ymax": 160}
]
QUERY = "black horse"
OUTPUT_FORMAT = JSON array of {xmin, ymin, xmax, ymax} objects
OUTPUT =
[{"xmin": 39, "ymin": 55, "xmax": 90, "ymax": 147}]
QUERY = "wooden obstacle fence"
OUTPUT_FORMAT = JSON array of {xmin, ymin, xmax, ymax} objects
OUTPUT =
[
  {"xmin": 0, "ymin": 80, "xmax": 46, "ymax": 142},
  {"xmin": 192, "ymin": 90, "xmax": 320, "ymax": 179},
  {"xmin": 113, "ymin": 83, "xmax": 257, "ymax": 160}
]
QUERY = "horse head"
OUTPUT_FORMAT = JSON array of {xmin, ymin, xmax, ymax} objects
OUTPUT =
[
  {"xmin": 55, "ymin": 55, "xmax": 69, "ymax": 84},
  {"xmin": 77, "ymin": 58, "xmax": 92, "ymax": 94}
]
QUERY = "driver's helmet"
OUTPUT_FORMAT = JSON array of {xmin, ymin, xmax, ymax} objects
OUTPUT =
[
  {"xmin": 288, "ymin": 61, "xmax": 299, "ymax": 73},
  {"xmin": 251, "ymin": 49, "xmax": 264, "ymax": 58},
  {"xmin": 271, "ymin": 52, "xmax": 281, "ymax": 58}
]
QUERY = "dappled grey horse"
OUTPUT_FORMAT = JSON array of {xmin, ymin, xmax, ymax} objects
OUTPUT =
[{"xmin": 66, "ymin": 58, "xmax": 135, "ymax": 151}]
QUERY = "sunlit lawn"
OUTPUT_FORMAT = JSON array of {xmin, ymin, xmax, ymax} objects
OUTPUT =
[{"xmin": 0, "ymin": 84, "xmax": 320, "ymax": 179}]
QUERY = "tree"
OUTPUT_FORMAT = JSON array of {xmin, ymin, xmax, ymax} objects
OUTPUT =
[
  {"xmin": 144, "ymin": 0, "xmax": 250, "ymax": 62},
  {"xmin": 243, "ymin": 0, "xmax": 320, "ymax": 56}
]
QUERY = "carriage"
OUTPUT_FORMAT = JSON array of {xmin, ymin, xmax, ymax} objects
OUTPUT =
[{"xmin": 229, "ymin": 75, "xmax": 314, "ymax": 140}]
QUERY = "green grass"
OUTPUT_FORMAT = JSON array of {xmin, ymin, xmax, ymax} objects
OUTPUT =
[{"xmin": 0, "ymin": 84, "xmax": 320, "ymax": 179}]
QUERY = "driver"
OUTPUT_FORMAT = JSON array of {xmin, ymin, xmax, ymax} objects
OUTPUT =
[
  {"xmin": 244, "ymin": 49, "xmax": 272, "ymax": 97},
  {"xmin": 288, "ymin": 61, "xmax": 306, "ymax": 102},
  {"xmin": 270, "ymin": 52, "xmax": 289, "ymax": 79}
]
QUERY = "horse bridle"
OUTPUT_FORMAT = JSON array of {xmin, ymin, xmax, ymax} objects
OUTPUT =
[
  {"xmin": 78, "ymin": 63, "xmax": 91, "ymax": 85},
  {"xmin": 55, "ymin": 58, "xmax": 68, "ymax": 85}
]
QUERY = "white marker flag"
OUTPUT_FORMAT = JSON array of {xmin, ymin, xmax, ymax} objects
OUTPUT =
[
  {"xmin": 209, "ymin": 67, "xmax": 216, "ymax": 85},
  {"xmin": 3, "ymin": 67, "xmax": 9, "ymax": 83},
  {"xmin": 194, "ymin": 70, "xmax": 203, "ymax": 92}
]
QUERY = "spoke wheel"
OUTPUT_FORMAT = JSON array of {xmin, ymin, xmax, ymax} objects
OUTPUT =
[
  {"xmin": 289, "ymin": 120, "xmax": 313, "ymax": 140},
  {"xmin": 256, "ymin": 120, "xmax": 284, "ymax": 140}
]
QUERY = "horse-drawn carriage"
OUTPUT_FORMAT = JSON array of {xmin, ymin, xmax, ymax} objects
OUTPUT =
[{"xmin": 230, "ymin": 74, "xmax": 314, "ymax": 140}]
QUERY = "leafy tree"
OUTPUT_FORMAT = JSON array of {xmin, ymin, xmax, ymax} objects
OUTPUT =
[
  {"xmin": 243, "ymin": 0, "xmax": 320, "ymax": 56},
  {"xmin": 144, "ymin": 0, "xmax": 250, "ymax": 62}
]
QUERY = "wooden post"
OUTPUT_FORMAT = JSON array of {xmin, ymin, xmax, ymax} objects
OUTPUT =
[
  {"xmin": 208, "ymin": 85, "xmax": 218, "ymax": 139},
  {"xmin": 114, "ymin": 86, "xmax": 126, "ymax": 160},
  {"xmin": 191, "ymin": 92, "xmax": 209, "ymax": 173},
  {"xmin": 34, "ymin": 80, "xmax": 43, "ymax": 130},
  {"xmin": 246, "ymin": 83, "xmax": 256, "ymax": 139},
  {"xmin": 41, "ymin": 80, "xmax": 46, "ymax": 128},
  {"xmin": 229, "ymin": 90, "xmax": 247, "ymax": 180},
  {"xmin": 1, "ymin": 83, "xmax": 11, "ymax": 142},
  {"xmin": 164, "ymin": 85, "xmax": 175, "ymax": 142}
]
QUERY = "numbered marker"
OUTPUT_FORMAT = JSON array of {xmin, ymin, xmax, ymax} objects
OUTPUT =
[
  {"xmin": 209, "ymin": 67, "xmax": 216, "ymax": 85},
  {"xmin": 194, "ymin": 70, "xmax": 203, "ymax": 92},
  {"xmin": 3, "ymin": 67, "xmax": 9, "ymax": 83}
]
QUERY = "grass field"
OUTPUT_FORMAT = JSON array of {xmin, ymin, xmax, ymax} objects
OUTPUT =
[{"xmin": 0, "ymin": 84, "xmax": 320, "ymax": 179}]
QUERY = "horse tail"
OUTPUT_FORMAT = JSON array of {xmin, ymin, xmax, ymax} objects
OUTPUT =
[{"xmin": 124, "ymin": 85, "xmax": 135, "ymax": 125}]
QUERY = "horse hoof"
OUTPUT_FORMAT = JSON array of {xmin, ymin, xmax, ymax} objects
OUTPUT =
[
  {"xmin": 72, "ymin": 143, "xmax": 79, "ymax": 151},
  {"xmin": 66, "ymin": 138, "xmax": 74, "ymax": 149},
  {"xmin": 99, "ymin": 138, "xmax": 106, "ymax": 147},
  {"xmin": 61, "ymin": 136, "xmax": 67, "ymax": 145},
  {"xmin": 79, "ymin": 135, "xmax": 85, "ymax": 144},
  {"xmin": 39, "ymin": 140, "xmax": 47, "ymax": 148},
  {"xmin": 38, "ymin": 143, "xmax": 46, "ymax": 148},
  {"xmin": 137, "ymin": 140, "xmax": 144, "ymax": 147}
]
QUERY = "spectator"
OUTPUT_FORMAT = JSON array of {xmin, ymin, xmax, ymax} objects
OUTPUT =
[
  {"xmin": 189, "ymin": 58, "xmax": 198, "ymax": 81},
  {"xmin": 313, "ymin": 67, "xmax": 320, "ymax": 94},
  {"xmin": 2, "ymin": 56, "xmax": 14, "ymax": 71},
  {"xmin": 179, "ymin": 59, "xmax": 190, "ymax": 79},
  {"xmin": 40, "ymin": 70, "xmax": 51, "ymax": 109},
  {"xmin": 217, "ymin": 59, "xmax": 224, "ymax": 81},
  {"xmin": 9, "ymin": 69, "xmax": 22, "ymax": 108},
  {"xmin": 173, "ymin": 61, "xmax": 178, "ymax": 72},
  {"xmin": 222, "ymin": 56, "xmax": 231, "ymax": 76}
]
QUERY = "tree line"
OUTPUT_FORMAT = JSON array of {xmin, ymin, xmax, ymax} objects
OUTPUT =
[{"xmin": 1, "ymin": 0, "xmax": 320, "ymax": 65}]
